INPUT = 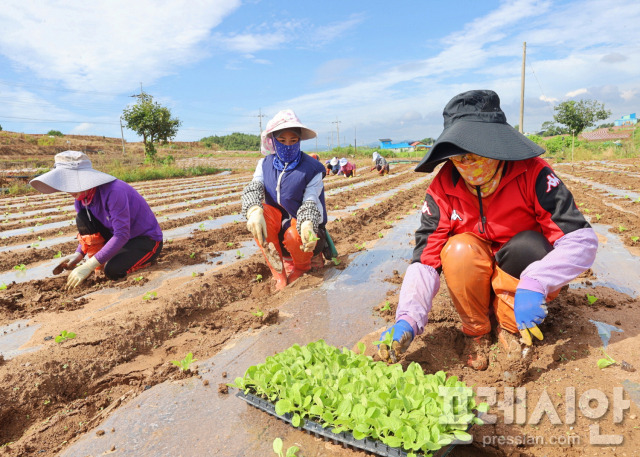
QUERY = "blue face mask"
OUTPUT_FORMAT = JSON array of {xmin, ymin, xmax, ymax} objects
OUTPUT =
[{"xmin": 272, "ymin": 138, "xmax": 302, "ymax": 171}]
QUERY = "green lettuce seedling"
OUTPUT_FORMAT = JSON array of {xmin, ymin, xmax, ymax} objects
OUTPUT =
[
  {"xmin": 189, "ymin": 252, "xmax": 196, "ymax": 259},
  {"xmin": 597, "ymin": 349, "xmax": 616, "ymax": 369},
  {"xmin": 252, "ymin": 308, "xmax": 264, "ymax": 317},
  {"xmin": 0, "ymin": 282, "xmax": 7, "ymax": 290},
  {"xmin": 586, "ymin": 294, "xmax": 598, "ymax": 305},
  {"xmin": 373, "ymin": 327, "xmax": 395, "ymax": 347},
  {"xmin": 142, "ymin": 291, "xmax": 157, "ymax": 300},
  {"xmin": 133, "ymin": 276, "xmax": 144, "ymax": 282},
  {"xmin": 307, "ymin": 231, "xmax": 319, "ymax": 242},
  {"xmin": 13, "ymin": 264, "xmax": 27, "ymax": 271},
  {"xmin": 380, "ymin": 301, "xmax": 391, "ymax": 312},
  {"xmin": 631, "ymin": 236, "xmax": 639, "ymax": 243},
  {"xmin": 273, "ymin": 438, "xmax": 299, "ymax": 457},
  {"xmin": 171, "ymin": 352, "xmax": 197, "ymax": 372},
  {"xmin": 618, "ymin": 225, "xmax": 627, "ymax": 232},
  {"xmin": 331, "ymin": 257, "xmax": 341, "ymax": 266},
  {"xmin": 53, "ymin": 251, "xmax": 62, "ymax": 259},
  {"xmin": 55, "ymin": 330, "xmax": 76, "ymax": 343},
  {"xmin": 256, "ymin": 274, "xmax": 263, "ymax": 283}
]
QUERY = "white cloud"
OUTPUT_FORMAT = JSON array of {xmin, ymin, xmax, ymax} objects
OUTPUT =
[
  {"xmin": 620, "ymin": 89, "xmax": 637, "ymax": 101},
  {"xmin": 311, "ymin": 14, "xmax": 365, "ymax": 46},
  {"xmin": 71, "ymin": 123, "xmax": 94, "ymax": 134},
  {"xmin": 215, "ymin": 30, "xmax": 289, "ymax": 53},
  {"xmin": 0, "ymin": 0, "xmax": 241, "ymax": 92},
  {"xmin": 539, "ymin": 95, "xmax": 558, "ymax": 103},
  {"xmin": 565, "ymin": 88, "xmax": 588, "ymax": 98}
]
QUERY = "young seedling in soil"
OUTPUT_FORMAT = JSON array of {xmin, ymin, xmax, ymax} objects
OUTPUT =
[
  {"xmin": 595, "ymin": 214, "xmax": 601, "ymax": 221},
  {"xmin": 373, "ymin": 327, "xmax": 395, "ymax": 347},
  {"xmin": 142, "ymin": 291, "xmax": 158, "ymax": 301},
  {"xmin": 171, "ymin": 352, "xmax": 197, "ymax": 372},
  {"xmin": 55, "ymin": 330, "xmax": 76, "ymax": 343},
  {"xmin": 198, "ymin": 223, "xmax": 206, "ymax": 231},
  {"xmin": 354, "ymin": 242, "xmax": 365, "ymax": 251},
  {"xmin": 189, "ymin": 252, "xmax": 196, "ymax": 259},
  {"xmin": 226, "ymin": 242, "xmax": 234, "ymax": 247},
  {"xmin": 380, "ymin": 301, "xmax": 391, "ymax": 312},
  {"xmin": 331, "ymin": 257, "xmax": 341, "ymax": 266},
  {"xmin": 0, "ymin": 282, "xmax": 6, "ymax": 290},
  {"xmin": 255, "ymin": 274, "xmax": 263, "ymax": 283},
  {"xmin": 597, "ymin": 349, "xmax": 616, "ymax": 369},
  {"xmin": 631, "ymin": 236, "xmax": 639, "ymax": 243},
  {"xmin": 619, "ymin": 225, "xmax": 627, "ymax": 232},
  {"xmin": 586, "ymin": 294, "xmax": 598, "ymax": 305},
  {"xmin": 13, "ymin": 264, "xmax": 27, "ymax": 271},
  {"xmin": 378, "ymin": 233, "xmax": 384, "ymax": 238},
  {"xmin": 252, "ymin": 308, "xmax": 264, "ymax": 318},
  {"xmin": 133, "ymin": 276, "xmax": 144, "ymax": 282},
  {"xmin": 236, "ymin": 250, "xmax": 245, "ymax": 259},
  {"xmin": 273, "ymin": 438, "xmax": 299, "ymax": 457},
  {"xmin": 53, "ymin": 251, "xmax": 62, "ymax": 259}
]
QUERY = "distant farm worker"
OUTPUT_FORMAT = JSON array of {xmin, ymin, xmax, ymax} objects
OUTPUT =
[
  {"xmin": 338, "ymin": 158, "xmax": 356, "ymax": 178},
  {"xmin": 242, "ymin": 109, "xmax": 329, "ymax": 291},
  {"xmin": 326, "ymin": 157, "xmax": 340, "ymax": 176},
  {"xmin": 30, "ymin": 151, "xmax": 163, "ymax": 289},
  {"xmin": 377, "ymin": 90, "xmax": 598, "ymax": 374},
  {"xmin": 309, "ymin": 153, "xmax": 320, "ymax": 161},
  {"xmin": 371, "ymin": 151, "xmax": 390, "ymax": 176}
]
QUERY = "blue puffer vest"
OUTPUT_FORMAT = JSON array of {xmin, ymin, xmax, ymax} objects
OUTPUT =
[{"xmin": 262, "ymin": 153, "xmax": 328, "ymax": 224}]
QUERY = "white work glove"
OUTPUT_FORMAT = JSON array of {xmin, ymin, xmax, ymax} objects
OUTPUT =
[
  {"xmin": 66, "ymin": 256, "xmax": 101, "ymax": 290},
  {"xmin": 53, "ymin": 252, "xmax": 84, "ymax": 275},
  {"xmin": 299, "ymin": 220, "xmax": 318, "ymax": 253},
  {"xmin": 246, "ymin": 206, "xmax": 267, "ymax": 247}
]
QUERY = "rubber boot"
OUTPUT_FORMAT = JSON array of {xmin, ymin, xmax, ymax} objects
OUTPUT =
[
  {"xmin": 256, "ymin": 240, "xmax": 287, "ymax": 291},
  {"xmin": 282, "ymin": 221, "xmax": 313, "ymax": 284}
]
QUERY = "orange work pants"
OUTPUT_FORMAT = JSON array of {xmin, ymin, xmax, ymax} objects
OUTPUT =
[{"xmin": 263, "ymin": 204, "xmax": 313, "ymax": 272}]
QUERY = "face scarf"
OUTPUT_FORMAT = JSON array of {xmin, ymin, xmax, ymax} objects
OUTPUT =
[
  {"xmin": 272, "ymin": 136, "xmax": 302, "ymax": 171},
  {"xmin": 451, "ymin": 154, "xmax": 504, "ymax": 197},
  {"xmin": 74, "ymin": 187, "xmax": 97, "ymax": 206}
]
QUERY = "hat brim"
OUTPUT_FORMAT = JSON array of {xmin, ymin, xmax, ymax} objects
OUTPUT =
[
  {"xmin": 415, "ymin": 120, "xmax": 545, "ymax": 173},
  {"xmin": 30, "ymin": 168, "xmax": 116, "ymax": 194},
  {"xmin": 270, "ymin": 121, "xmax": 316, "ymax": 141}
]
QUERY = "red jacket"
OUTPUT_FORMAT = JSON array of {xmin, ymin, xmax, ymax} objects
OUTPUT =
[{"xmin": 414, "ymin": 157, "xmax": 591, "ymax": 269}]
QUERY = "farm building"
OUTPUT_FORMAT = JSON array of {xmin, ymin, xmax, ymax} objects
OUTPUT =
[
  {"xmin": 614, "ymin": 113, "xmax": 637, "ymax": 127},
  {"xmin": 378, "ymin": 138, "xmax": 416, "ymax": 152}
]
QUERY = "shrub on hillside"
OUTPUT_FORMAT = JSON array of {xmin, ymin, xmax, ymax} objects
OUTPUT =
[{"xmin": 47, "ymin": 130, "xmax": 64, "ymax": 137}]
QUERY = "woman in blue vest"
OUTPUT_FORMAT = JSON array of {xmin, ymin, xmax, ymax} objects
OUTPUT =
[{"xmin": 241, "ymin": 109, "xmax": 328, "ymax": 291}]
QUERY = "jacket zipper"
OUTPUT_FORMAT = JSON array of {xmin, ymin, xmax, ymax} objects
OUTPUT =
[
  {"xmin": 275, "ymin": 163, "xmax": 289, "ymax": 205},
  {"xmin": 476, "ymin": 185, "xmax": 486, "ymax": 234}
]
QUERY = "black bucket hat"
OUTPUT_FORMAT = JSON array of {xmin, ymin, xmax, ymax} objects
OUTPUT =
[{"xmin": 415, "ymin": 90, "xmax": 545, "ymax": 173}]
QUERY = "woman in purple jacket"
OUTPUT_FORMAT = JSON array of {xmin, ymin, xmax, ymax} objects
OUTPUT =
[{"xmin": 30, "ymin": 151, "xmax": 163, "ymax": 289}]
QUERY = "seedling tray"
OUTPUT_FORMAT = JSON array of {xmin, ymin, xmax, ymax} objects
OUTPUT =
[{"xmin": 236, "ymin": 390, "xmax": 470, "ymax": 457}]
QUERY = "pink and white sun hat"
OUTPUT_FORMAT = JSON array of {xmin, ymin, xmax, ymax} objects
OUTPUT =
[
  {"xmin": 30, "ymin": 150, "xmax": 116, "ymax": 194},
  {"xmin": 260, "ymin": 109, "xmax": 317, "ymax": 155}
]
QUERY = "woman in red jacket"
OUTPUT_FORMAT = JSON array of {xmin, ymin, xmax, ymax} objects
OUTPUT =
[{"xmin": 377, "ymin": 90, "xmax": 598, "ymax": 380}]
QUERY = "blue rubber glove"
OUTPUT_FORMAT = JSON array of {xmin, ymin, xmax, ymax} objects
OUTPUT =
[
  {"xmin": 377, "ymin": 319, "xmax": 415, "ymax": 363},
  {"xmin": 514, "ymin": 289, "xmax": 547, "ymax": 346}
]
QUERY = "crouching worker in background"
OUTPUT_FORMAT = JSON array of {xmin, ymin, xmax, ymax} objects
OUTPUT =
[
  {"xmin": 371, "ymin": 151, "xmax": 390, "ymax": 175},
  {"xmin": 338, "ymin": 158, "xmax": 356, "ymax": 178},
  {"xmin": 242, "ymin": 109, "xmax": 330, "ymax": 291},
  {"xmin": 30, "ymin": 151, "xmax": 163, "ymax": 289},
  {"xmin": 377, "ymin": 90, "xmax": 597, "ymax": 378}
]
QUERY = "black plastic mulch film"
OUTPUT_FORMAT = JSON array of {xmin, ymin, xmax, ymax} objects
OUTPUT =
[{"xmin": 236, "ymin": 390, "xmax": 471, "ymax": 457}]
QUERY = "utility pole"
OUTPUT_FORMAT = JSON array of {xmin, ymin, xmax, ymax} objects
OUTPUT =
[
  {"xmin": 119, "ymin": 117, "xmax": 126, "ymax": 156},
  {"xmin": 332, "ymin": 119, "xmax": 341, "ymax": 148},
  {"xmin": 330, "ymin": 131, "xmax": 333, "ymax": 151},
  {"xmin": 254, "ymin": 108, "xmax": 267, "ymax": 135},
  {"xmin": 354, "ymin": 126, "xmax": 357, "ymax": 156},
  {"xmin": 519, "ymin": 42, "xmax": 526, "ymax": 134}
]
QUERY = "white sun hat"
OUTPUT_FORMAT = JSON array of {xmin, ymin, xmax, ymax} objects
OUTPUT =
[
  {"xmin": 260, "ymin": 109, "xmax": 317, "ymax": 155},
  {"xmin": 339, "ymin": 158, "xmax": 348, "ymax": 166},
  {"xmin": 30, "ymin": 150, "xmax": 116, "ymax": 194},
  {"xmin": 330, "ymin": 157, "xmax": 338, "ymax": 166}
]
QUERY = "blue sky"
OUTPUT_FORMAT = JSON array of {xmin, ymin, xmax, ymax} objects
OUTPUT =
[{"xmin": 0, "ymin": 0, "xmax": 638, "ymax": 149}]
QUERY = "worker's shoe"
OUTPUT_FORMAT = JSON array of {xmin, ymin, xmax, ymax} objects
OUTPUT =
[
  {"xmin": 497, "ymin": 326, "xmax": 525, "ymax": 359},
  {"xmin": 464, "ymin": 333, "xmax": 491, "ymax": 371}
]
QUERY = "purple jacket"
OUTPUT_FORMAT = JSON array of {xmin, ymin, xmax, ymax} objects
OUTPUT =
[{"xmin": 75, "ymin": 180, "xmax": 162, "ymax": 264}]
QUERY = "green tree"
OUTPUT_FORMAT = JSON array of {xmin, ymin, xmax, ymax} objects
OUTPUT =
[
  {"xmin": 122, "ymin": 93, "xmax": 181, "ymax": 161},
  {"xmin": 539, "ymin": 121, "xmax": 569, "ymax": 137},
  {"xmin": 47, "ymin": 130, "xmax": 64, "ymax": 137},
  {"xmin": 553, "ymin": 99, "xmax": 611, "ymax": 136},
  {"xmin": 420, "ymin": 137, "xmax": 435, "ymax": 145}
]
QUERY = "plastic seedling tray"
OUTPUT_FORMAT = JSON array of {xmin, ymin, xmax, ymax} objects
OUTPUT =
[{"xmin": 236, "ymin": 390, "xmax": 472, "ymax": 457}]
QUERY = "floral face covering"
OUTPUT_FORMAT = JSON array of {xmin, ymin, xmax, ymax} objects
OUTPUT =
[{"xmin": 451, "ymin": 153, "xmax": 504, "ymax": 197}]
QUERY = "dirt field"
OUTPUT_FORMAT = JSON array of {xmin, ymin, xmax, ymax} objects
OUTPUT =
[{"xmin": 1, "ymin": 154, "xmax": 640, "ymax": 457}]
